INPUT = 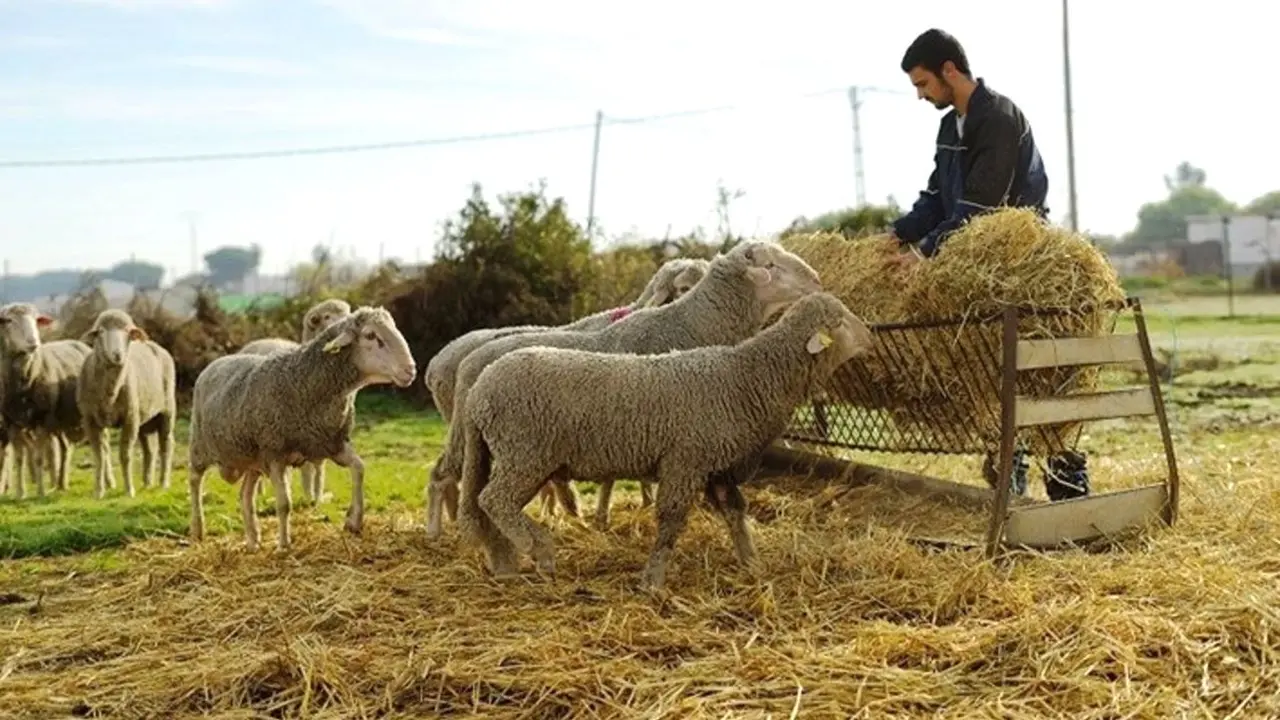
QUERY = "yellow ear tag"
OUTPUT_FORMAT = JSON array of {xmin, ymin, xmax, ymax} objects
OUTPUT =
[
  {"xmin": 817, "ymin": 330, "xmax": 833, "ymax": 348},
  {"xmin": 323, "ymin": 340, "xmax": 343, "ymax": 354}
]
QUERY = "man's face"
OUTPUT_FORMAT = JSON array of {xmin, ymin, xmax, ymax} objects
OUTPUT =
[{"xmin": 907, "ymin": 65, "xmax": 954, "ymax": 110}]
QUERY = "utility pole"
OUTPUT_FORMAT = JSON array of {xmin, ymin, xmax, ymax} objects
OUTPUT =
[
  {"xmin": 848, "ymin": 86, "xmax": 866, "ymax": 208},
  {"xmin": 1221, "ymin": 214, "xmax": 1235, "ymax": 318},
  {"xmin": 586, "ymin": 110, "xmax": 604, "ymax": 239},
  {"xmin": 1062, "ymin": 0, "xmax": 1080, "ymax": 233}
]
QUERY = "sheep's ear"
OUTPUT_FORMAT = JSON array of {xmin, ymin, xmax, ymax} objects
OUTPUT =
[
  {"xmin": 746, "ymin": 266, "xmax": 771, "ymax": 286},
  {"xmin": 128, "ymin": 326, "xmax": 149, "ymax": 342},
  {"xmin": 806, "ymin": 330, "xmax": 833, "ymax": 355},
  {"xmin": 80, "ymin": 329, "xmax": 99, "ymax": 345},
  {"xmin": 646, "ymin": 288, "xmax": 672, "ymax": 307},
  {"xmin": 35, "ymin": 314, "xmax": 53, "ymax": 328},
  {"xmin": 322, "ymin": 328, "xmax": 355, "ymax": 354}
]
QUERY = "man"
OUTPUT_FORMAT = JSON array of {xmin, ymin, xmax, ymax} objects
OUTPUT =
[{"xmin": 890, "ymin": 29, "xmax": 1090, "ymax": 502}]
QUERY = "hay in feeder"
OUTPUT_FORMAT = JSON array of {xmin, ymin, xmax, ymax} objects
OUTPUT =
[{"xmin": 780, "ymin": 208, "xmax": 1126, "ymax": 456}]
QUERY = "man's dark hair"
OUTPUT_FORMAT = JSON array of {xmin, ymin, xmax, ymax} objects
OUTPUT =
[{"xmin": 900, "ymin": 29, "xmax": 971, "ymax": 77}]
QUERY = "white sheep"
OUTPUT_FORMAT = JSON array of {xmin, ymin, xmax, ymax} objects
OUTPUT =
[
  {"xmin": 459, "ymin": 291, "xmax": 873, "ymax": 588},
  {"xmin": 422, "ymin": 256, "xmax": 711, "ymax": 537},
  {"xmin": 187, "ymin": 306, "xmax": 416, "ymax": 550},
  {"xmin": 76, "ymin": 309, "xmax": 177, "ymax": 499},
  {"xmin": 434, "ymin": 240, "xmax": 823, "ymax": 541},
  {"xmin": 238, "ymin": 298, "xmax": 354, "ymax": 505},
  {"xmin": 0, "ymin": 303, "xmax": 91, "ymax": 498}
]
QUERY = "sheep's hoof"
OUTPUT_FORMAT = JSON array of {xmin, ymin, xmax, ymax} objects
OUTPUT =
[
  {"xmin": 640, "ymin": 564, "xmax": 667, "ymax": 592},
  {"xmin": 535, "ymin": 557, "xmax": 556, "ymax": 580},
  {"xmin": 343, "ymin": 516, "xmax": 363, "ymax": 535},
  {"xmin": 592, "ymin": 516, "xmax": 611, "ymax": 533}
]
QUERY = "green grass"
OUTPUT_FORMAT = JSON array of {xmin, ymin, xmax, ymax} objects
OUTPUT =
[{"xmin": 0, "ymin": 393, "xmax": 449, "ymax": 559}]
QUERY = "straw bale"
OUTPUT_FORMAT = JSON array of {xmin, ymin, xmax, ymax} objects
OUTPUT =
[
  {"xmin": 0, "ymin": 442, "xmax": 1275, "ymax": 719},
  {"xmin": 780, "ymin": 208, "xmax": 1126, "ymax": 455}
]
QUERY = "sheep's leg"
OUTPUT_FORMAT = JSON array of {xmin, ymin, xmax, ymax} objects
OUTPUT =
[
  {"xmin": 54, "ymin": 434, "xmax": 71, "ymax": 492},
  {"xmin": 30, "ymin": 436, "xmax": 46, "ymax": 498},
  {"xmin": 103, "ymin": 431, "xmax": 117, "ymax": 490},
  {"xmin": 41, "ymin": 437, "xmax": 58, "ymax": 495},
  {"xmin": 314, "ymin": 462, "xmax": 328, "ymax": 504},
  {"xmin": 119, "ymin": 422, "xmax": 138, "ymax": 497},
  {"xmin": 331, "ymin": 442, "xmax": 365, "ymax": 535},
  {"xmin": 0, "ymin": 442, "xmax": 8, "ymax": 495},
  {"xmin": 640, "ymin": 481, "xmax": 655, "ymax": 508},
  {"xmin": 268, "ymin": 461, "xmax": 292, "ymax": 550},
  {"xmin": 188, "ymin": 466, "xmax": 208, "ymax": 541},
  {"xmin": 240, "ymin": 473, "xmax": 262, "ymax": 550},
  {"xmin": 12, "ymin": 442, "xmax": 25, "ymax": 500},
  {"xmin": 641, "ymin": 472, "xmax": 700, "ymax": 591},
  {"xmin": 537, "ymin": 483, "xmax": 558, "ymax": 519},
  {"xmin": 593, "ymin": 479, "xmax": 615, "ymax": 530},
  {"xmin": 703, "ymin": 479, "xmax": 758, "ymax": 568},
  {"xmin": 424, "ymin": 461, "xmax": 454, "ymax": 539},
  {"xmin": 549, "ymin": 475, "xmax": 581, "ymax": 520},
  {"xmin": 158, "ymin": 414, "xmax": 174, "ymax": 490},
  {"xmin": 477, "ymin": 461, "xmax": 559, "ymax": 579},
  {"xmin": 140, "ymin": 432, "xmax": 156, "ymax": 490},
  {"xmin": 456, "ymin": 422, "xmax": 518, "ymax": 576},
  {"xmin": 89, "ymin": 426, "xmax": 109, "ymax": 499},
  {"xmin": 298, "ymin": 463, "xmax": 316, "ymax": 504}
]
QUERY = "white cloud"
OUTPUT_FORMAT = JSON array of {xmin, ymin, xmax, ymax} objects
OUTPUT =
[{"xmin": 169, "ymin": 55, "xmax": 312, "ymax": 78}]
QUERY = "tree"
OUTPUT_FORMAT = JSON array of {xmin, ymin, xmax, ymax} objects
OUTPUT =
[
  {"xmin": 780, "ymin": 203, "xmax": 902, "ymax": 239},
  {"xmin": 1123, "ymin": 163, "xmax": 1236, "ymax": 247},
  {"xmin": 203, "ymin": 244, "xmax": 262, "ymax": 288},
  {"xmin": 105, "ymin": 260, "xmax": 164, "ymax": 291},
  {"xmin": 1245, "ymin": 191, "xmax": 1280, "ymax": 218}
]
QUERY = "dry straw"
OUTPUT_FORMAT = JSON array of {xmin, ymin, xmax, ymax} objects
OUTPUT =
[
  {"xmin": 780, "ymin": 209, "xmax": 1127, "ymax": 454},
  {"xmin": 0, "ymin": 437, "xmax": 1273, "ymax": 718}
]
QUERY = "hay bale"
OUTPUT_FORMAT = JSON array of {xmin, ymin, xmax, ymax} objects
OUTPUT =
[{"xmin": 781, "ymin": 208, "xmax": 1126, "ymax": 456}]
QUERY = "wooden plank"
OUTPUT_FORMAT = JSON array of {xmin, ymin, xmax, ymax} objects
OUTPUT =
[
  {"xmin": 1002, "ymin": 484, "xmax": 1167, "ymax": 549},
  {"xmin": 1015, "ymin": 387, "xmax": 1155, "ymax": 428},
  {"xmin": 761, "ymin": 443, "xmax": 1040, "ymax": 511},
  {"xmin": 1016, "ymin": 334, "xmax": 1145, "ymax": 370}
]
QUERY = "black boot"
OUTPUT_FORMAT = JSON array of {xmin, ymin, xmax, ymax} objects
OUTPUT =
[{"xmin": 1044, "ymin": 450, "xmax": 1090, "ymax": 501}]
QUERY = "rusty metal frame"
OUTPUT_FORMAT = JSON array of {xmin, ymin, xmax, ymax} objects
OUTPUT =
[{"xmin": 776, "ymin": 296, "xmax": 1181, "ymax": 557}]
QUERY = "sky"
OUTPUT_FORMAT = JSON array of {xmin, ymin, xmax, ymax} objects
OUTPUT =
[{"xmin": 0, "ymin": 0, "xmax": 1275, "ymax": 280}]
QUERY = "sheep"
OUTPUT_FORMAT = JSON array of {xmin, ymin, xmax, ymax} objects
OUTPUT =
[
  {"xmin": 76, "ymin": 309, "xmax": 177, "ymax": 499},
  {"xmin": 237, "ymin": 298, "xmax": 354, "ymax": 504},
  {"xmin": 421, "ymin": 256, "xmax": 710, "ymax": 537},
  {"xmin": 0, "ymin": 303, "xmax": 91, "ymax": 498},
  {"xmin": 187, "ymin": 306, "xmax": 416, "ymax": 550},
  {"xmin": 433, "ymin": 239, "xmax": 823, "ymax": 542},
  {"xmin": 458, "ymin": 291, "xmax": 874, "ymax": 588}
]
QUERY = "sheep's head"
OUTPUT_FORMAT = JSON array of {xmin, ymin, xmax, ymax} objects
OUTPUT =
[
  {"xmin": 81, "ymin": 309, "xmax": 148, "ymax": 367},
  {"xmin": 302, "ymin": 298, "xmax": 352, "ymax": 342},
  {"xmin": 0, "ymin": 303, "xmax": 53, "ymax": 356},
  {"xmin": 642, "ymin": 258, "xmax": 712, "ymax": 308},
  {"xmin": 729, "ymin": 241, "xmax": 823, "ymax": 319},
  {"xmin": 319, "ymin": 306, "xmax": 417, "ymax": 388},
  {"xmin": 792, "ymin": 292, "xmax": 873, "ymax": 371}
]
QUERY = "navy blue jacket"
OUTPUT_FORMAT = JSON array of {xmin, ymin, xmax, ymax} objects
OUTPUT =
[{"xmin": 892, "ymin": 78, "xmax": 1049, "ymax": 257}]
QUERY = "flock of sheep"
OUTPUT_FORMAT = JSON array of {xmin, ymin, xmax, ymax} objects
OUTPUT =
[{"xmin": 0, "ymin": 239, "xmax": 873, "ymax": 590}]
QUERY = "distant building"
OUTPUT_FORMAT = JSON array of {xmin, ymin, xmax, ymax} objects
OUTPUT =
[{"xmin": 1186, "ymin": 214, "xmax": 1280, "ymax": 281}]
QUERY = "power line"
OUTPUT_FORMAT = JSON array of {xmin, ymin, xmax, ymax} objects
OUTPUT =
[{"xmin": 0, "ymin": 85, "xmax": 900, "ymax": 170}]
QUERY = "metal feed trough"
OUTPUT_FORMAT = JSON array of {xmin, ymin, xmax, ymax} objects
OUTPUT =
[{"xmin": 763, "ymin": 297, "xmax": 1180, "ymax": 558}]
